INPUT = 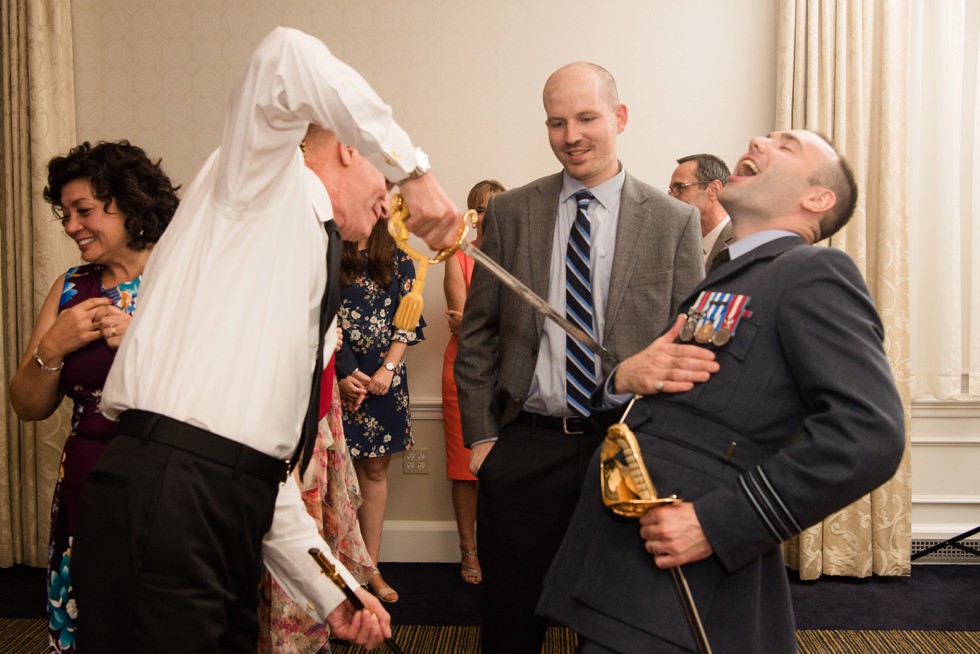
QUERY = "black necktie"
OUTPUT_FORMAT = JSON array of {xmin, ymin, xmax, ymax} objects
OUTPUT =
[
  {"xmin": 710, "ymin": 247, "xmax": 731, "ymax": 270},
  {"xmin": 292, "ymin": 220, "xmax": 342, "ymax": 475}
]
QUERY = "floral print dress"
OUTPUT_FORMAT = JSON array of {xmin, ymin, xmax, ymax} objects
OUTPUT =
[
  {"xmin": 47, "ymin": 264, "xmax": 140, "ymax": 653},
  {"xmin": 336, "ymin": 248, "xmax": 424, "ymax": 460},
  {"xmin": 257, "ymin": 360, "xmax": 375, "ymax": 654}
]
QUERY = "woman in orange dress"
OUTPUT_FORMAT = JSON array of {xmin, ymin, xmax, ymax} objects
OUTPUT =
[{"xmin": 442, "ymin": 179, "xmax": 505, "ymax": 584}]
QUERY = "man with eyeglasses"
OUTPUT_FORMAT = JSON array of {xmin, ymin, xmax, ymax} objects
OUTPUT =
[{"xmin": 668, "ymin": 154, "xmax": 735, "ymax": 272}]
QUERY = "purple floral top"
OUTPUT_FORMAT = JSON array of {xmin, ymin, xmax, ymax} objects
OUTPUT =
[{"xmin": 58, "ymin": 264, "xmax": 141, "ymax": 441}]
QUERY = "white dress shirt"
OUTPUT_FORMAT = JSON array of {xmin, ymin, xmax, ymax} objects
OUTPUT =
[
  {"xmin": 523, "ymin": 168, "xmax": 625, "ymax": 417},
  {"xmin": 101, "ymin": 26, "xmax": 421, "ymax": 620}
]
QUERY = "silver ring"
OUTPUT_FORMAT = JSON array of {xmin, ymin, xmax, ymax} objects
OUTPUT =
[{"xmin": 655, "ymin": 380, "xmax": 664, "ymax": 391}]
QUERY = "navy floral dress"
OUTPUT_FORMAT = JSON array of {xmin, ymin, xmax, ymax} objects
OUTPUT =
[
  {"xmin": 336, "ymin": 249, "xmax": 424, "ymax": 460},
  {"xmin": 47, "ymin": 264, "xmax": 140, "ymax": 653}
]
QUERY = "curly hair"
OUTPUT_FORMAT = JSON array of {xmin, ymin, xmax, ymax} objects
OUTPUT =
[{"xmin": 44, "ymin": 140, "xmax": 180, "ymax": 251}]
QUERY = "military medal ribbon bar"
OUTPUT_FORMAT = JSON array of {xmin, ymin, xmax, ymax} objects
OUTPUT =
[{"xmin": 680, "ymin": 291, "xmax": 751, "ymax": 348}]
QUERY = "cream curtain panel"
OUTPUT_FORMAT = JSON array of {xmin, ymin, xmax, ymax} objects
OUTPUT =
[
  {"xmin": 1, "ymin": 0, "xmax": 78, "ymax": 567},
  {"xmin": 909, "ymin": 0, "xmax": 980, "ymax": 400},
  {"xmin": 775, "ymin": 0, "xmax": 912, "ymax": 579}
]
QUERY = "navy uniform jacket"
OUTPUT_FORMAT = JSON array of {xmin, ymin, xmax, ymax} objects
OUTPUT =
[{"xmin": 538, "ymin": 235, "xmax": 905, "ymax": 653}]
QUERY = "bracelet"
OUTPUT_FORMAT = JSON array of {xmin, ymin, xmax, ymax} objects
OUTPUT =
[{"xmin": 32, "ymin": 347, "xmax": 64, "ymax": 373}]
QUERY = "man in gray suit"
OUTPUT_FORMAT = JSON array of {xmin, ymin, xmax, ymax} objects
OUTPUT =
[
  {"xmin": 455, "ymin": 62, "xmax": 704, "ymax": 653},
  {"xmin": 538, "ymin": 130, "xmax": 905, "ymax": 653},
  {"xmin": 668, "ymin": 153, "xmax": 735, "ymax": 272}
]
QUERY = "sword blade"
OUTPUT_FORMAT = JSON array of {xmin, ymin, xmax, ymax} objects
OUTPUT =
[
  {"xmin": 670, "ymin": 566, "xmax": 713, "ymax": 654},
  {"xmin": 459, "ymin": 240, "xmax": 619, "ymax": 369}
]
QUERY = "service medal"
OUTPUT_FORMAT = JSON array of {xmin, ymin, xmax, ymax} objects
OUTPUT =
[
  {"xmin": 695, "ymin": 321, "xmax": 715, "ymax": 343},
  {"xmin": 681, "ymin": 293, "xmax": 711, "ymax": 342},
  {"xmin": 680, "ymin": 314, "xmax": 699, "ymax": 342},
  {"xmin": 711, "ymin": 327, "xmax": 731, "ymax": 346}
]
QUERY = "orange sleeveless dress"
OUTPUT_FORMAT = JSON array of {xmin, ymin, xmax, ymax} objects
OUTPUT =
[{"xmin": 442, "ymin": 249, "xmax": 477, "ymax": 480}]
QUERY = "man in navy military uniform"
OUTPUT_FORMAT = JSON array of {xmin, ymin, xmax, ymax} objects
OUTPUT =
[{"xmin": 539, "ymin": 130, "xmax": 905, "ymax": 654}]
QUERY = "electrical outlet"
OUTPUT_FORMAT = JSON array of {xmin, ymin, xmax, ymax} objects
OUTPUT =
[{"xmin": 403, "ymin": 448, "xmax": 429, "ymax": 474}]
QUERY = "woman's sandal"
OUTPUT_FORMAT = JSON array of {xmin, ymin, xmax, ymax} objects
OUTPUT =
[
  {"xmin": 367, "ymin": 573, "xmax": 399, "ymax": 603},
  {"xmin": 460, "ymin": 548, "xmax": 482, "ymax": 585}
]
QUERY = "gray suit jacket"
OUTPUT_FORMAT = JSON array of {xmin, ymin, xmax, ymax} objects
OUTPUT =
[
  {"xmin": 705, "ymin": 219, "xmax": 735, "ymax": 273},
  {"xmin": 455, "ymin": 171, "xmax": 704, "ymax": 445},
  {"xmin": 538, "ymin": 236, "xmax": 905, "ymax": 653}
]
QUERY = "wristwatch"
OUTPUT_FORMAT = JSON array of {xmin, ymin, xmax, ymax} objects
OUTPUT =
[
  {"xmin": 394, "ymin": 147, "xmax": 430, "ymax": 186},
  {"xmin": 384, "ymin": 361, "xmax": 397, "ymax": 372}
]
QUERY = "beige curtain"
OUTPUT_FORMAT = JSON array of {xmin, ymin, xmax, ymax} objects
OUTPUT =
[
  {"xmin": 1, "ymin": 0, "xmax": 78, "ymax": 567},
  {"xmin": 775, "ymin": 0, "xmax": 911, "ymax": 579}
]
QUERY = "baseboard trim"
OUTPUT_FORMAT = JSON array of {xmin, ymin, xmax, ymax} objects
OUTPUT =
[{"xmin": 378, "ymin": 520, "xmax": 460, "ymax": 562}]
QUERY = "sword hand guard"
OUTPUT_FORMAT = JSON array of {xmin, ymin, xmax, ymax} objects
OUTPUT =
[
  {"xmin": 388, "ymin": 194, "xmax": 477, "ymax": 330},
  {"xmin": 388, "ymin": 193, "xmax": 475, "ymax": 264}
]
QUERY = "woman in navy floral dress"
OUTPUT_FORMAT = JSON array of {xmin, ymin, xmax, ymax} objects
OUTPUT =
[
  {"xmin": 9, "ymin": 141, "xmax": 178, "ymax": 653},
  {"xmin": 335, "ymin": 219, "xmax": 424, "ymax": 604}
]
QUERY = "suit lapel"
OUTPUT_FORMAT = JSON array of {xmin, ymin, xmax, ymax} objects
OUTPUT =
[
  {"xmin": 705, "ymin": 221, "xmax": 735, "ymax": 273},
  {"xmin": 527, "ymin": 174, "xmax": 562, "ymax": 337},
  {"xmin": 604, "ymin": 173, "xmax": 645, "ymax": 342}
]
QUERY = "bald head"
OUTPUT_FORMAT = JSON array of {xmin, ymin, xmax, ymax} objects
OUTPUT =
[
  {"xmin": 543, "ymin": 63, "xmax": 620, "ymax": 113},
  {"xmin": 302, "ymin": 124, "xmax": 338, "ymax": 167},
  {"xmin": 542, "ymin": 63, "xmax": 626, "ymax": 188},
  {"xmin": 302, "ymin": 124, "xmax": 389, "ymax": 242}
]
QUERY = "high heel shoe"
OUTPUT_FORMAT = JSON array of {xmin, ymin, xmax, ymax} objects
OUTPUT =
[
  {"xmin": 460, "ymin": 548, "xmax": 482, "ymax": 585},
  {"xmin": 367, "ymin": 572, "xmax": 399, "ymax": 603}
]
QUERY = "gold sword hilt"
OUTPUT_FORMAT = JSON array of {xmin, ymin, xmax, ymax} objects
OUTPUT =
[
  {"xmin": 387, "ymin": 194, "xmax": 477, "ymax": 330},
  {"xmin": 388, "ymin": 194, "xmax": 476, "ymax": 265},
  {"xmin": 601, "ymin": 394, "xmax": 681, "ymax": 517},
  {"xmin": 598, "ymin": 401, "xmax": 711, "ymax": 654}
]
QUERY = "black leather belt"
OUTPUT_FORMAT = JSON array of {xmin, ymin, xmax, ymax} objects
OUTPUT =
[
  {"xmin": 116, "ymin": 410, "xmax": 288, "ymax": 484},
  {"xmin": 516, "ymin": 411, "xmax": 594, "ymax": 436}
]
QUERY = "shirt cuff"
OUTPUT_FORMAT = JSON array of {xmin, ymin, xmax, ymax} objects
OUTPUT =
[
  {"xmin": 366, "ymin": 143, "xmax": 422, "ymax": 184},
  {"xmin": 601, "ymin": 365, "xmax": 633, "ymax": 408}
]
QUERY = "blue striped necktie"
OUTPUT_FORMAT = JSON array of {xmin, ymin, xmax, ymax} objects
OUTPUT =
[{"xmin": 566, "ymin": 190, "xmax": 597, "ymax": 417}]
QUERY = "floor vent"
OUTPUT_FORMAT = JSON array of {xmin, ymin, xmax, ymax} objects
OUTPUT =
[{"xmin": 912, "ymin": 537, "xmax": 980, "ymax": 563}]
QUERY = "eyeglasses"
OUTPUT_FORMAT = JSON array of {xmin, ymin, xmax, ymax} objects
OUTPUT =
[{"xmin": 667, "ymin": 180, "xmax": 711, "ymax": 197}]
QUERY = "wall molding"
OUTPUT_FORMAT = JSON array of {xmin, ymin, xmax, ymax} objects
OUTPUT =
[
  {"xmin": 911, "ymin": 494, "xmax": 980, "ymax": 505},
  {"xmin": 911, "ymin": 434, "xmax": 980, "ymax": 445},
  {"xmin": 411, "ymin": 398, "xmax": 444, "ymax": 422},
  {"xmin": 416, "ymin": 397, "xmax": 980, "ymax": 422},
  {"xmin": 911, "ymin": 523, "xmax": 980, "ymax": 539},
  {"xmin": 911, "ymin": 399, "xmax": 980, "ymax": 419}
]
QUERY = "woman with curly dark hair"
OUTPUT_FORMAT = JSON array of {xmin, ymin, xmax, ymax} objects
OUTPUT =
[{"xmin": 9, "ymin": 140, "xmax": 178, "ymax": 653}]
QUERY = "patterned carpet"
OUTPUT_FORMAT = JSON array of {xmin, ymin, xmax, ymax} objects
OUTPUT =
[{"xmin": 4, "ymin": 619, "xmax": 979, "ymax": 654}]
